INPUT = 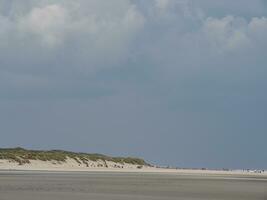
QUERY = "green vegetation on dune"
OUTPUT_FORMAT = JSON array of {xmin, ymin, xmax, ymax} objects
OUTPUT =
[{"xmin": 0, "ymin": 147, "xmax": 148, "ymax": 166}]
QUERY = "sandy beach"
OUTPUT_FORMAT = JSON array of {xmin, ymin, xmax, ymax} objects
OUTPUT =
[
  {"xmin": 1, "ymin": 157, "xmax": 266, "ymax": 200},
  {"xmin": 0, "ymin": 158, "xmax": 266, "ymax": 177},
  {"xmin": 1, "ymin": 170, "xmax": 267, "ymax": 200}
]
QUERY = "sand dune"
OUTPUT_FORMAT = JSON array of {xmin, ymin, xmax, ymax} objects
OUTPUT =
[
  {"xmin": 1, "ymin": 158, "xmax": 267, "ymax": 177},
  {"xmin": 0, "ymin": 157, "xmax": 150, "ymax": 171}
]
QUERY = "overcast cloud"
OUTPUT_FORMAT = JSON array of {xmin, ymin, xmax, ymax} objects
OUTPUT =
[{"xmin": 0, "ymin": 0, "xmax": 267, "ymax": 169}]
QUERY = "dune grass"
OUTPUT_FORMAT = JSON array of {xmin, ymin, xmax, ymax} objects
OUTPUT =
[{"xmin": 0, "ymin": 147, "xmax": 148, "ymax": 166}]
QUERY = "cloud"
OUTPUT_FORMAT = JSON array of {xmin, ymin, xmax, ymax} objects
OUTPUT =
[
  {"xmin": 0, "ymin": 0, "xmax": 147, "ymax": 99},
  {"xmin": 19, "ymin": 4, "xmax": 68, "ymax": 47},
  {"xmin": 0, "ymin": 0, "xmax": 145, "ymax": 71},
  {"xmin": 202, "ymin": 16, "xmax": 267, "ymax": 51},
  {"xmin": 248, "ymin": 17, "xmax": 267, "ymax": 42},
  {"xmin": 141, "ymin": 13, "xmax": 267, "ymax": 62},
  {"xmin": 155, "ymin": 0, "xmax": 171, "ymax": 10},
  {"xmin": 201, "ymin": 16, "xmax": 250, "ymax": 51},
  {"xmin": 0, "ymin": 0, "xmax": 267, "ymax": 99}
]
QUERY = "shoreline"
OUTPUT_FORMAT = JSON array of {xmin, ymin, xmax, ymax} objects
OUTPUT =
[
  {"xmin": 1, "ymin": 148, "xmax": 265, "ymax": 177},
  {"xmin": 1, "ymin": 157, "xmax": 266, "ymax": 177},
  {"xmin": 1, "ymin": 166, "xmax": 266, "ymax": 177}
]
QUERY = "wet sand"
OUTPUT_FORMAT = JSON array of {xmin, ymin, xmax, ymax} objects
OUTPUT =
[{"xmin": 0, "ymin": 171, "xmax": 266, "ymax": 200}]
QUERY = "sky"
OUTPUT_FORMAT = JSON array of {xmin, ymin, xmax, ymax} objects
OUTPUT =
[{"xmin": 0, "ymin": 0, "xmax": 267, "ymax": 169}]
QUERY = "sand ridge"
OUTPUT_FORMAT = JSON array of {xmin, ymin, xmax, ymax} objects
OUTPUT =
[{"xmin": 0, "ymin": 158, "xmax": 267, "ymax": 177}]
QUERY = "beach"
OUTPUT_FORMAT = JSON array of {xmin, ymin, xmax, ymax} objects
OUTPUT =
[
  {"xmin": 0, "ymin": 170, "xmax": 266, "ymax": 200},
  {"xmin": 0, "ymin": 158, "xmax": 266, "ymax": 176},
  {"xmin": 1, "ymin": 158, "xmax": 267, "ymax": 200}
]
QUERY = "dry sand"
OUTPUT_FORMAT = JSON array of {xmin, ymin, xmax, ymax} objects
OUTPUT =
[{"xmin": 0, "ymin": 158, "xmax": 266, "ymax": 177}]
